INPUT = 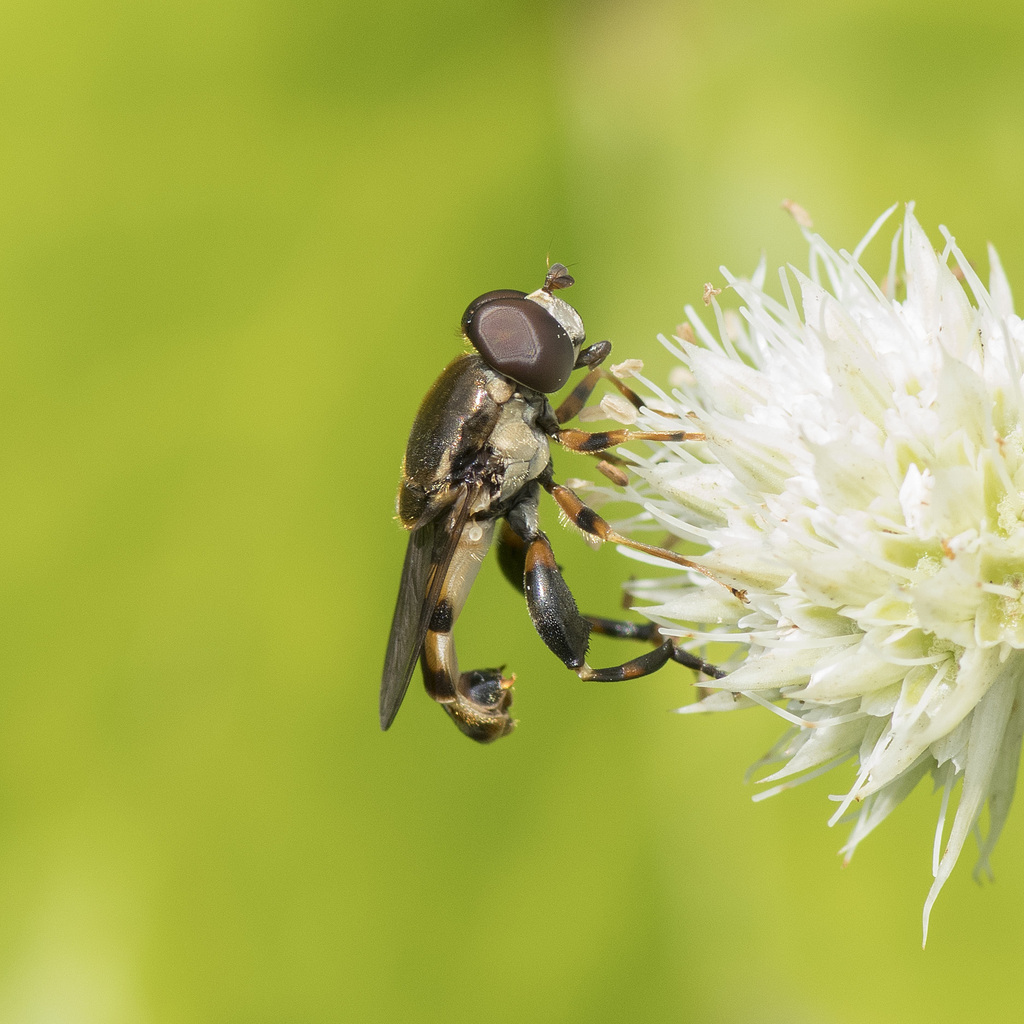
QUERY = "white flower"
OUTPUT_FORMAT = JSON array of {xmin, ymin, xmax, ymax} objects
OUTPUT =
[{"xmin": 613, "ymin": 204, "xmax": 1024, "ymax": 944}]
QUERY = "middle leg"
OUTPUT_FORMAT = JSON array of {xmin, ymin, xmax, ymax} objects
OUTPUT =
[{"xmin": 543, "ymin": 475, "xmax": 746, "ymax": 602}]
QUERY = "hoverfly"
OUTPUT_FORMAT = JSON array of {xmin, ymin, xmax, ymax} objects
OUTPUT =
[{"xmin": 380, "ymin": 264, "xmax": 728, "ymax": 742}]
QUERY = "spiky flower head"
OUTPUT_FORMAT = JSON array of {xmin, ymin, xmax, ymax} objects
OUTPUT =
[{"xmin": 608, "ymin": 204, "xmax": 1024, "ymax": 943}]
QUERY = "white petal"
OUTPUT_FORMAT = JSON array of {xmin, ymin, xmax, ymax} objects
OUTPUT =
[{"xmin": 620, "ymin": 206, "xmax": 1024, "ymax": 938}]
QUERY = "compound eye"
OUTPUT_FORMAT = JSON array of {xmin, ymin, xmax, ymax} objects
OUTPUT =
[{"xmin": 462, "ymin": 292, "xmax": 574, "ymax": 393}]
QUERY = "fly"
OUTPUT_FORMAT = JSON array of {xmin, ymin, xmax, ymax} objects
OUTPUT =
[{"xmin": 380, "ymin": 264, "xmax": 731, "ymax": 742}]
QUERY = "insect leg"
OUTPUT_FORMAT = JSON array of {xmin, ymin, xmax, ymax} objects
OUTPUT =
[
  {"xmin": 585, "ymin": 615, "xmax": 659, "ymax": 641},
  {"xmin": 419, "ymin": 519, "xmax": 516, "ymax": 743},
  {"xmin": 592, "ymin": 459, "xmax": 631, "ymax": 487},
  {"xmin": 556, "ymin": 340, "xmax": 679, "ymax": 428},
  {"xmin": 578, "ymin": 639, "xmax": 724, "ymax": 681},
  {"xmin": 548, "ymin": 359, "xmax": 732, "ymax": 680},
  {"xmin": 555, "ymin": 364, "xmax": 650, "ymax": 425},
  {"xmin": 581, "ymin": 616, "xmax": 725, "ymax": 681},
  {"xmin": 557, "ymin": 425, "xmax": 705, "ymax": 453},
  {"xmin": 543, "ymin": 476, "xmax": 746, "ymax": 601},
  {"xmin": 553, "ymin": 351, "xmax": 702, "ymax": 466},
  {"xmin": 504, "ymin": 487, "xmax": 591, "ymax": 669},
  {"xmin": 495, "ymin": 519, "xmax": 527, "ymax": 593},
  {"xmin": 499, "ymin": 506, "xmax": 723, "ymax": 684}
]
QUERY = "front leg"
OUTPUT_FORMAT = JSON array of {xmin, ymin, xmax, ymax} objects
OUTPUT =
[
  {"xmin": 543, "ymin": 407, "xmax": 705, "ymax": 487},
  {"xmin": 552, "ymin": 343, "xmax": 698, "ymax": 484},
  {"xmin": 549, "ymin": 372, "xmax": 705, "ymax": 460},
  {"xmin": 555, "ymin": 341, "xmax": 665, "ymax": 425}
]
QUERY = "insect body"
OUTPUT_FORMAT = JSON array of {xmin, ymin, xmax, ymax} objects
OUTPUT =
[{"xmin": 380, "ymin": 265, "xmax": 726, "ymax": 742}]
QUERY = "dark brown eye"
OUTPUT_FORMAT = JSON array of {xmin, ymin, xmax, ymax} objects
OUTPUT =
[{"xmin": 462, "ymin": 291, "xmax": 575, "ymax": 393}]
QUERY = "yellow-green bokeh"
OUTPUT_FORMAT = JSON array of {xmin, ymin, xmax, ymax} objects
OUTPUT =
[{"xmin": 1, "ymin": 0, "xmax": 1022, "ymax": 1020}]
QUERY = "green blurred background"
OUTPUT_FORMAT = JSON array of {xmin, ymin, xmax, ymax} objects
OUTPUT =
[{"xmin": 1, "ymin": 0, "xmax": 1021, "ymax": 1020}]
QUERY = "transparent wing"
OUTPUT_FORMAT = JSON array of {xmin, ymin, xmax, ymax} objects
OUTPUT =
[{"xmin": 379, "ymin": 487, "xmax": 474, "ymax": 730}]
